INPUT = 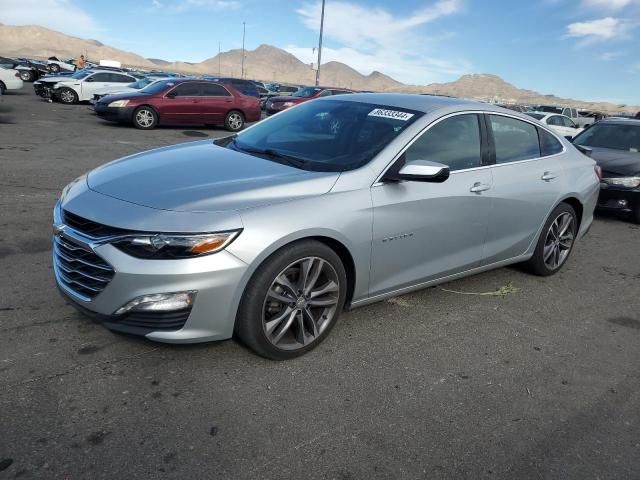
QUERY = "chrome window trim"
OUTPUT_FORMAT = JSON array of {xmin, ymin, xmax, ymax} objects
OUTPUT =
[{"xmin": 373, "ymin": 109, "xmax": 567, "ymax": 186}]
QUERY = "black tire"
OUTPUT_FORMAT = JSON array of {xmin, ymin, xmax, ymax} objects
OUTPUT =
[
  {"xmin": 19, "ymin": 70, "xmax": 33, "ymax": 82},
  {"xmin": 524, "ymin": 203, "xmax": 578, "ymax": 276},
  {"xmin": 224, "ymin": 110, "xmax": 245, "ymax": 132},
  {"xmin": 132, "ymin": 106, "xmax": 158, "ymax": 130},
  {"xmin": 58, "ymin": 88, "xmax": 78, "ymax": 104},
  {"xmin": 49, "ymin": 64, "xmax": 60, "ymax": 73},
  {"xmin": 0, "ymin": 81, "xmax": 5, "ymax": 95},
  {"xmin": 235, "ymin": 240, "xmax": 348, "ymax": 360}
]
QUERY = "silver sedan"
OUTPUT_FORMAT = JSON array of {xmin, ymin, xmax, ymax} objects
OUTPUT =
[{"xmin": 53, "ymin": 94, "xmax": 600, "ymax": 359}]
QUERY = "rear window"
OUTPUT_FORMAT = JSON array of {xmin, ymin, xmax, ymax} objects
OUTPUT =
[{"xmin": 525, "ymin": 113, "xmax": 545, "ymax": 120}]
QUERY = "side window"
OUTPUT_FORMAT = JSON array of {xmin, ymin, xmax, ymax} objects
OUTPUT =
[
  {"xmin": 562, "ymin": 108, "xmax": 570, "ymax": 117},
  {"xmin": 330, "ymin": 90, "xmax": 348, "ymax": 96},
  {"xmin": 404, "ymin": 114, "xmax": 482, "ymax": 172},
  {"xmin": 200, "ymin": 83, "xmax": 231, "ymax": 96},
  {"xmin": 538, "ymin": 128, "xmax": 563, "ymax": 156},
  {"xmin": 561, "ymin": 117, "xmax": 576, "ymax": 128},
  {"xmin": 547, "ymin": 116, "xmax": 561, "ymax": 126},
  {"xmin": 571, "ymin": 108, "xmax": 577, "ymax": 118},
  {"xmin": 88, "ymin": 73, "xmax": 110, "ymax": 82},
  {"xmin": 489, "ymin": 115, "xmax": 540, "ymax": 164},
  {"xmin": 317, "ymin": 90, "xmax": 332, "ymax": 97},
  {"xmin": 109, "ymin": 73, "xmax": 133, "ymax": 83},
  {"xmin": 172, "ymin": 83, "xmax": 201, "ymax": 96}
]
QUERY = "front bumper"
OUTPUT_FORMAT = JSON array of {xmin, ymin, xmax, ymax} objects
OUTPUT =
[
  {"xmin": 597, "ymin": 184, "xmax": 639, "ymax": 213},
  {"xmin": 94, "ymin": 104, "xmax": 135, "ymax": 123},
  {"xmin": 53, "ymin": 202, "xmax": 249, "ymax": 343}
]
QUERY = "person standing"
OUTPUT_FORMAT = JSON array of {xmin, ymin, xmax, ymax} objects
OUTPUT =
[{"xmin": 76, "ymin": 54, "xmax": 86, "ymax": 70}]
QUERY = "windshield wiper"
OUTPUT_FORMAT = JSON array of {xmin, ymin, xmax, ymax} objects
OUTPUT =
[{"xmin": 231, "ymin": 139, "xmax": 308, "ymax": 169}]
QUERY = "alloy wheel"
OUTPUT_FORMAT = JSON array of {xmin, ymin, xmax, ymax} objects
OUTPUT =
[
  {"xmin": 135, "ymin": 109, "xmax": 154, "ymax": 128},
  {"xmin": 543, "ymin": 212, "xmax": 574, "ymax": 270},
  {"xmin": 60, "ymin": 90, "xmax": 75, "ymax": 103},
  {"xmin": 228, "ymin": 113, "xmax": 243, "ymax": 130},
  {"xmin": 262, "ymin": 256, "xmax": 340, "ymax": 350}
]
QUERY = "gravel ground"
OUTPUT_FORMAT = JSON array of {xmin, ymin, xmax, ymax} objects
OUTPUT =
[{"xmin": 0, "ymin": 88, "xmax": 639, "ymax": 480}]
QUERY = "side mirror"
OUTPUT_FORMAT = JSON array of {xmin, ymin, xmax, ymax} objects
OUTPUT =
[{"xmin": 385, "ymin": 160, "xmax": 450, "ymax": 183}]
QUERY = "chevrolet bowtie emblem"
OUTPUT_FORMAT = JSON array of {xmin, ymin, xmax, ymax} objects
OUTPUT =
[{"xmin": 53, "ymin": 223, "xmax": 66, "ymax": 236}]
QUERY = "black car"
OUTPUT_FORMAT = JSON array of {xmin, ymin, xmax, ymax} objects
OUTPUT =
[{"xmin": 573, "ymin": 118, "xmax": 640, "ymax": 223}]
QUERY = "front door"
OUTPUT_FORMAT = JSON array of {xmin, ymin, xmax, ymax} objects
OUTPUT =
[
  {"xmin": 158, "ymin": 82, "xmax": 202, "ymax": 124},
  {"xmin": 370, "ymin": 113, "xmax": 492, "ymax": 296}
]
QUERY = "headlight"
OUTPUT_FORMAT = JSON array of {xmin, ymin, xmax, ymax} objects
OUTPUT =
[
  {"xmin": 108, "ymin": 99, "xmax": 130, "ymax": 108},
  {"xmin": 282, "ymin": 102, "xmax": 295, "ymax": 107},
  {"xmin": 113, "ymin": 231, "xmax": 241, "ymax": 259},
  {"xmin": 602, "ymin": 177, "xmax": 640, "ymax": 188}
]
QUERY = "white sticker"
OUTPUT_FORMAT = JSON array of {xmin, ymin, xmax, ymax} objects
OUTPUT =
[{"xmin": 368, "ymin": 108, "xmax": 414, "ymax": 121}]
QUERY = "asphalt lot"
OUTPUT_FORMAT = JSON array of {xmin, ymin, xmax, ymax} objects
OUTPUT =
[{"xmin": 0, "ymin": 88, "xmax": 639, "ymax": 480}]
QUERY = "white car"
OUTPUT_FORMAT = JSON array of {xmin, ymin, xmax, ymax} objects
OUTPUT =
[
  {"xmin": 43, "ymin": 69, "xmax": 138, "ymax": 104},
  {"xmin": 89, "ymin": 76, "xmax": 168, "ymax": 104},
  {"xmin": 525, "ymin": 112, "xmax": 584, "ymax": 139},
  {"xmin": 0, "ymin": 67, "xmax": 24, "ymax": 94}
]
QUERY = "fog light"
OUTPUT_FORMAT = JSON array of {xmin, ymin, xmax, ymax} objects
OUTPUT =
[
  {"xmin": 618, "ymin": 200, "xmax": 629, "ymax": 208},
  {"xmin": 114, "ymin": 291, "xmax": 197, "ymax": 315}
]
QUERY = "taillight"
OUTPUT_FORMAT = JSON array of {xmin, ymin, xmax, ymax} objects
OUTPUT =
[
  {"xmin": 594, "ymin": 165, "xmax": 602, "ymax": 180},
  {"xmin": 15, "ymin": 71, "xmax": 21, "ymax": 78}
]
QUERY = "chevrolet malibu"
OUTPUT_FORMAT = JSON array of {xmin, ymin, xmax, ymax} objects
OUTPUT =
[{"xmin": 53, "ymin": 94, "xmax": 600, "ymax": 359}]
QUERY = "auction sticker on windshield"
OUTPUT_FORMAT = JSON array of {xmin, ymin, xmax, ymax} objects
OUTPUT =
[{"xmin": 368, "ymin": 109, "xmax": 415, "ymax": 121}]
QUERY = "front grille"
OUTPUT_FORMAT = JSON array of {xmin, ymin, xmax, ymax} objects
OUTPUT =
[
  {"xmin": 53, "ymin": 235, "xmax": 114, "ymax": 300},
  {"xmin": 117, "ymin": 308, "xmax": 191, "ymax": 331},
  {"xmin": 63, "ymin": 210, "xmax": 129, "ymax": 238}
]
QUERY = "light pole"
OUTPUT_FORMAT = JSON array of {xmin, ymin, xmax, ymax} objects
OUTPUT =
[
  {"xmin": 315, "ymin": 0, "xmax": 325, "ymax": 86},
  {"xmin": 218, "ymin": 41, "xmax": 221, "ymax": 76},
  {"xmin": 241, "ymin": 21, "xmax": 246, "ymax": 79}
]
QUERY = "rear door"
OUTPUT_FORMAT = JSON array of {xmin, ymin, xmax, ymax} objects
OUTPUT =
[
  {"xmin": 159, "ymin": 82, "xmax": 201, "ymax": 123},
  {"xmin": 482, "ymin": 114, "xmax": 562, "ymax": 264},
  {"xmin": 80, "ymin": 72, "xmax": 112, "ymax": 100},
  {"xmin": 198, "ymin": 83, "xmax": 234, "ymax": 124},
  {"xmin": 370, "ymin": 113, "xmax": 493, "ymax": 295}
]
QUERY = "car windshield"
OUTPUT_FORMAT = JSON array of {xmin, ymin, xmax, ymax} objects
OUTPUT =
[
  {"xmin": 292, "ymin": 87, "xmax": 321, "ymax": 98},
  {"xmin": 71, "ymin": 70, "xmax": 91, "ymax": 79},
  {"xmin": 525, "ymin": 113, "xmax": 545, "ymax": 120},
  {"xmin": 227, "ymin": 99, "xmax": 423, "ymax": 172},
  {"xmin": 129, "ymin": 78, "xmax": 154, "ymax": 89},
  {"xmin": 573, "ymin": 123, "xmax": 640, "ymax": 152},
  {"xmin": 140, "ymin": 79, "xmax": 175, "ymax": 94}
]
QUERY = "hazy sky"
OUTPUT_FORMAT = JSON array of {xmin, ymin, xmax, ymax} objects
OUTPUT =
[{"xmin": 1, "ymin": 0, "xmax": 639, "ymax": 103}]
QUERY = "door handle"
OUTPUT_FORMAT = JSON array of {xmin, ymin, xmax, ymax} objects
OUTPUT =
[
  {"xmin": 541, "ymin": 171, "xmax": 557, "ymax": 181},
  {"xmin": 470, "ymin": 182, "xmax": 490, "ymax": 193}
]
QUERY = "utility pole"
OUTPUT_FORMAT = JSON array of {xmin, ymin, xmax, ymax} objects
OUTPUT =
[
  {"xmin": 218, "ymin": 41, "xmax": 221, "ymax": 76},
  {"xmin": 241, "ymin": 21, "xmax": 246, "ymax": 79},
  {"xmin": 315, "ymin": 0, "xmax": 325, "ymax": 86}
]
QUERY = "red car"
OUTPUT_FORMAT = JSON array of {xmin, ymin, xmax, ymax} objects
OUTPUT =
[
  {"xmin": 94, "ymin": 79, "xmax": 261, "ymax": 131},
  {"xmin": 265, "ymin": 86, "xmax": 353, "ymax": 115}
]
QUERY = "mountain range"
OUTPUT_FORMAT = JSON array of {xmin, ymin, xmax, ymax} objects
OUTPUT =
[{"xmin": 1, "ymin": 23, "xmax": 636, "ymax": 113}]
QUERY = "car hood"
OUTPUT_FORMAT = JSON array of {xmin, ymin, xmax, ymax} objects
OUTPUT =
[
  {"xmin": 35, "ymin": 76, "xmax": 71, "ymax": 84},
  {"xmin": 588, "ymin": 147, "xmax": 640, "ymax": 176},
  {"xmin": 87, "ymin": 140, "xmax": 340, "ymax": 213}
]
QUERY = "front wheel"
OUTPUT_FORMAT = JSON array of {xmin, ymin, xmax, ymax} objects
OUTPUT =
[
  {"xmin": 224, "ymin": 110, "xmax": 245, "ymax": 132},
  {"xmin": 132, "ymin": 106, "xmax": 158, "ymax": 129},
  {"xmin": 49, "ymin": 64, "xmax": 60, "ymax": 73},
  {"xmin": 235, "ymin": 240, "xmax": 347, "ymax": 360},
  {"xmin": 20, "ymin": 70, "xmax": 34, "ymax": 82},
  {"xmin": 524, "ymin": 203, "xmax": 578, "ymax": 276},
  {"xmin": 58, "ymin": 88, "xmax": 78, "ymax": 104}
]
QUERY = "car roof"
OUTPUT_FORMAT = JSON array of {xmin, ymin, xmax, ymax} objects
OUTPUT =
[
  {"xmin": 324, "ymin": 93, "xmax": 482, "ymax": 113},
  {"xmin": 597, "ymin": 117, "xmax": 640, "ymax": 125}
]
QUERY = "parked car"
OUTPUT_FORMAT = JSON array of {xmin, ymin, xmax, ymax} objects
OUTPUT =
[
  {"xmin": 90, "ymin": 76, "xmax": 170, "ymax": 104},
  {"xmin": 534, "ymin": 105, "xmax": 593, "ymax": 128},
  {"xmin": 94, "ymin": 78, "xmax": 260, "ymax": 130},
  {"xmin": 202, "ymin": 77, "xmax": 260, "ymax": 98},
  {"xmin": 47, "ymin": 56, "xmax": 79, "ymax": 73},
  {"xmin": 572, "ymin": 118, "xmax": 640, "ymax": 223},
  {"xmin": 53, "ymin": 94, "xmax": 599, "ymax": 359},
  {"xmin": 265, "ymin": 86, "xmax": 352, "ymax": 115},
  {"xmin": 35, "ymin": 69, "xmax": 138, "ymax": 104},
  {"xmin": 14, "ymin": 59, "xmax": 49, "ymax": 82},
  {"xmin": 525, "ymin": 112, "xmax": 584, "ymax": 139},
  {"xmin": 0, "ymin": 67, "xmax": 24, "ymax": 94}
]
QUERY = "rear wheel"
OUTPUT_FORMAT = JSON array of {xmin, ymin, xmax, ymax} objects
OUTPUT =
[
  {"xmin": 524, "ymin": 203, "xmax": 578, "ymax": 276},
  {"xmin": 19, "ymin": 70, "xmax": 34, "ymax": 82},
  {"xmin": 224, "ymin": 110, "xmax": 244, "ymax": 132},
  {"xmin": 235, "ymin": 240, "xmax": 347, "ymax": 360},
  {"xmin": 58, "ymin": 88, "xmax": 78, "ymax": 104},
  {"xmin": 49, "ymin": 64, "xmax": 60, "ymax": 73},
  {"xmin": 132, "ymin": 106, "xmax": 158, "ymax": 129}
]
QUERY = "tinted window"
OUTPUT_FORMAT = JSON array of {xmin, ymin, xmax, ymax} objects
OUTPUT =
[
  {"xmin": 172, "ymin": 83, "xmax": 201, "ymax": 96},
  {"xmin": 293, "ymin": 87, "xmax": 322, "ymax": 98},
  {"xmin": 330, "ymin": 90, "xmax": 350, "ymax": 96},
  {"xmin": 539, "ymin": 128, "xmax": 563, "ymax": 156},
  {"xmin": 560, "ymin": 116, "xmax": 575, "ymax": 128},
  {"xmin": 490, "ymin": 115, "xmax": 540, "ymax": 163},
  {"xmin": 88, "ymin": 73, "xmax": 111, "ymax": 82},
  {"xmin": 547, "ymin": 116, "xmax": 562, "ymax": 126},
  {"xmin": 317, "ymin": 90, "xmax": 332, "ymax": 97},
  {"xmin": 201, "ymin": 83, "xmax": 231, "ymax": 96},
  {"xmin": 573, "ymin": 123, "xmax": 640, "ymax": 152},
  {"xmin": 228, "ymin": 100, "xmax": 423, "ymax": 172},
  {"xmin": 404, "ymin": 114, "xmax": 481, "ymax": 171},
  {"xmin": 110, "ymin": 73, "xmax": 134, "ymax": 83}
]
